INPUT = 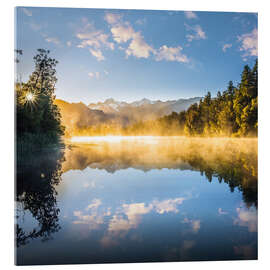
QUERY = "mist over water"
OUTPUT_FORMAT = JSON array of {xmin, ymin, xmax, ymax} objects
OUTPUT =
[{"xmin": 16, "ymin": 137, "xmax": 257, "ymax": 265}]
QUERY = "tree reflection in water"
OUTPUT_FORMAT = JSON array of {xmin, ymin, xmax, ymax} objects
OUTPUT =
[
  {"xmin": 62, "ymin": 137, "xmax": 257, "ymax": 207},
  {"xmin": 16, "ymin": 149, "xmax": 65, "ymax": 247},
  {"xmin": 15, "ymin": 138, "xmax": 257, "ymax": 247}
]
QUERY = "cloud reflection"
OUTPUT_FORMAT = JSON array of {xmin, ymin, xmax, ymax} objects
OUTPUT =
[
  {"xmin": 182, "ymin": 218, "xmax": 201, "ymax": 233},
  {"xmin": 233, "ymin": 206, "xmax": 257, "ymax": 232},
  {"xmin": 234, "ymin": 244, "xmax": 257, "ymax": 259},
  {"xmin": 73, "ymin": 198, "xmax": 110, "ymax": 230},
  {"xmin": 108, "ymin": 198, "xmax": 186, "ymax": 233},
  {"xmin": 72, "ymin": 196, "xmax": 187, "ymax": 247},
  {"xmin": 218, "ymin": 208, "xmax": 228, "ymax": 215}
]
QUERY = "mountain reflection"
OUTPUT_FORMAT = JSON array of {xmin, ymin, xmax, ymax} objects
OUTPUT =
[
  {"xmin": 63, "ymin": 137, "xmax": 257, "ymax": 207},
  {"xmin": 16, "ymin": 149, "xmax": 65, "ymax": 247}
]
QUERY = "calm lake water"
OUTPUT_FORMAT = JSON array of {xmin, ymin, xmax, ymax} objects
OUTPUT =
[{"xmin": 16, "ymin": 137, "xmax": 258, "ymax": 265}]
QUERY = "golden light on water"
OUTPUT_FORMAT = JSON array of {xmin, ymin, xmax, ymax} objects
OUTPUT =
[
  {"xmin": 70, "ymin": 135, "xmax": 171, "ymax": 143},
  {"xmin": 64, "ymin": 136, "xmax": 257, "ymax": 178},
  {"xmin": 69, "ymin": 136, "xmax": 258, "ymax": 147}
]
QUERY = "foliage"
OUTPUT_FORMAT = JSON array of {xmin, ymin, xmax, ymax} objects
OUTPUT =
[
  {"xmin": 182, "ymin": 60, "xmax": 258, "ymax": 137},
  {"xmin": 121, "ymin": 60, "xmax": 258, "ymax": 137},
  {"xmin": 16, "ymin": 49, "xmax": 65, "ymax": 150},
  {"xmin": 62, "ymin": 60, "xmax": 257, "ymax": 137}
]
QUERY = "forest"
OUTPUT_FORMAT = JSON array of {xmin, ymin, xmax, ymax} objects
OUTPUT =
[
  {"xmin": 121, "ymin": 60, "xmax": 258, "ymax": 137},
  {"xmin": 70, "ymin": 60, "xmax": 258, "ymax": 137}
]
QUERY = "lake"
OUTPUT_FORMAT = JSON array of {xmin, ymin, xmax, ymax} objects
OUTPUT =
[{"xmin": 15, "ymin": 136, "xmax": 258, "ymax": 265}]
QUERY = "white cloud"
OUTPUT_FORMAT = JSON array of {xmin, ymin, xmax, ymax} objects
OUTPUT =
[
  {"xmin": 106, "ymin": 13, "xmax": 155, "ymax": 59},
  {"xmin": 110, "ymin": 23, "xmax": 155, "ymax": 59},
  {"xmin": 185, "ymin": 23, "xmax": 206, "ymax": 42},
  {"xmin": 88, "ymin": 71, "xmax": 100, "ymax": 79},
  {"xmin": 155, "ymin": 45, "xmax": 189, "ymax": 63},
  {"xmin": 22, "ymin": 8, "xmax": 32, "ymax": 17},
  {"xmin": 77, "ymin": 31, "xmax": 114, "ymax": 50},
  {"xmin": 86, "ymin": 198, "xmax": 102, "ymax": 210},
  {"xmin": 67, "ymin": 41, "xmax": 72, "ymax": 47},
  {"xmin": 222, "ymin": 43, "xmax": 232, "ymax": 52},
  {"xmin": 184, "ymin": 11, "xmax": 197, "ymax": 19},
  {"xmin": 105, "ymin": 13, "xmax": 189, "ymax": 63},
  {"xmin": 104, "ymin": 13, "xmax": 122, "ymax": 25},
  {"xmin": 111, "ymin": 25, "xmax": 136, "ymax": 43},
  {"xmin": 89, "ymin": 48, "xmax": 105, "ymax": 61},
  {"xmin": 83, "ymin": 181, "xmax": 96, "ymax": 188},
  {"xmin": 45, "ymin": 37, "xmax": 60, "ymax": 45},
  {"xmin": 76, "ymin": 18, "xmax": 114, "ymax": 61},
  {"xmin": 238, "ymin": 28, "xmax": 258, "ymax": 59},
  {"xmin": 126, "ymin": 33, "xmax": 155, "ymax": 58}
]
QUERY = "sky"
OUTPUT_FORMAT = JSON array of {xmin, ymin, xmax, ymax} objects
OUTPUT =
[{"xmin": 16, "ymin": 7, "xmax": 258, "ymax": 104}]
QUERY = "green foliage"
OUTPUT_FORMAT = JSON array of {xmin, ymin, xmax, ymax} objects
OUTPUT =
[
  {"xmin": 16, "ymin": 49, "xmax": 65, "ymax": 150},
  {"xmin": 152, "ymin": 60, "xmax": 258, "ymax": 137},
  {"xmin": 112, "ymin": 60, "xmax": 257, "ymax": 137}
]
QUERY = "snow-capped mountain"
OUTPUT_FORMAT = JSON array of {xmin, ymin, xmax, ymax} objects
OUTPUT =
[
  {"xmin": 88, "ymin": 98, "xmax": 129, "ymax": 113},
  {"xmin": 55, "ymin": 97, "xmax": 202, "ymax": 136},
  {"xmin": 88, "ymin": 97, "xmax": 201, "ymax": 119}
]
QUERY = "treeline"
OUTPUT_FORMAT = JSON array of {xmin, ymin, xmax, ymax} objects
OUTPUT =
[
  {"xmin": 16, "ymin": 49, "xmax": 65, "ymax": 151},
  {"xmin": 123, "ymin": 60, "xmax": 258, "ymax": 137}
]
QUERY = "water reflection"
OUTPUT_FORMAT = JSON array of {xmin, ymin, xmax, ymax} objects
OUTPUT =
[
  {"xmin": 16, "ymin": 137, "xmax": 257, "ymax": 264},
  {"xmin": 16, "ymin": 149, "xmax": 65, "ymax": 247},
  {"xmin": 63, "ymin": 137, "xmax": 257, "ymax": 207}
]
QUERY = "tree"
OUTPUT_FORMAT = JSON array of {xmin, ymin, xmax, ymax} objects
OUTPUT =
[
  {"xmin": 184, "ymin": 103, "xmax": 204, "ymax": 135},
  {"xmin": 16, "ymin": 49, "xmax": 64, "ymax": 146},
  {"xmin": 233, "ymin": 61, "xmax": 258, "ymax": 136},
  {"xmin": 216, "ymin": 81, "xmax": 237, "ymax": 135},
  {"xmin": 149, "ymin": 59, "xmax": 258, "ymax": 137}
]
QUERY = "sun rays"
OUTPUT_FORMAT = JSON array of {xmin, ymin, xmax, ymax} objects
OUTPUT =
[{"xmin": 18, "ymin": 91, "xmax": 38, "ymax": 109}]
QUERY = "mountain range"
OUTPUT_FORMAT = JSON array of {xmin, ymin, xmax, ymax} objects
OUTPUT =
[
  {"xmin": 88, "ymin": 97, "xmax": 201, "ymax": 121},
  {"xmin": 55, "ymin": 97, "xmax": 202, "ymax": 135}
]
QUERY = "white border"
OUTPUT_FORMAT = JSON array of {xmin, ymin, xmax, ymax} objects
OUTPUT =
[{"xmin": 1, "ymin": 1, "xmax": 269, "ymax": 270}]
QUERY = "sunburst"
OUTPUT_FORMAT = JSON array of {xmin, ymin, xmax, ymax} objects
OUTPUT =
[
  {"xmin": 26, "ymin": 92, "xmax": 34, "ymax": 101},
  {"xmin": 19, "ymin": 91, "xmax": 38, "ymax": 109}
]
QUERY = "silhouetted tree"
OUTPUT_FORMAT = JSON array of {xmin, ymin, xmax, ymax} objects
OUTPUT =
[{"xmin": 16, "ymin": 49, "xmax": 65, "ymax": 149}]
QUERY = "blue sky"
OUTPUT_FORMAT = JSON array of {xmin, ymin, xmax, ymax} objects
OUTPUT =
[{"xmin": 16, "ymin": 7, "xmax": 258, "ymax": 104}]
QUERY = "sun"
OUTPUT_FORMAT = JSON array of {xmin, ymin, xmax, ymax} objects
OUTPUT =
[
  {"xmin": 19, "ymin": 91, "xmax": 38, "ymax": 108},
  {"xmin": 26, "ymin": 92, "xmax": 34, "ymax": 101}
]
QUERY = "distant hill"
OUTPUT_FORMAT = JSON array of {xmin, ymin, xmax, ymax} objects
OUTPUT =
[
  {"xmin": 55, "ymin": 97, "xmax": 201, "ymax": 136},
  {"xmin": 88, "ymin": 97, "xmax": 201, "ymax": 122}
]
